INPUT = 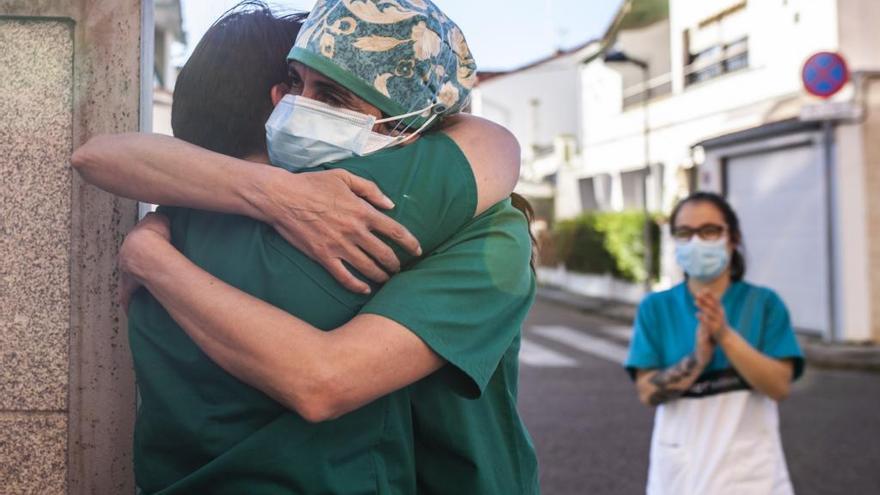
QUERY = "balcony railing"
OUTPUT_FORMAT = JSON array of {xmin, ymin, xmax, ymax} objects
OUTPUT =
[{"xmin": 684, "ymin": 37, "xmax": 749, "ymax": 87}]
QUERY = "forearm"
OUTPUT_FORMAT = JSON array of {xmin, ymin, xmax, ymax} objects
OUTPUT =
[
  {"xmin": 132, "ymin": 240, "xmax": 335, "ymax": 421},
  {"xmin": 718, "ymin": 329, "xmax": 792, "ymax": 400},
  {"xmin": 637, "ymin": 354, "xmax": 708, "ymax": 406},
  {"xmin": 71, "ymin": 133, "xmax": 273, "ymax": 220}
]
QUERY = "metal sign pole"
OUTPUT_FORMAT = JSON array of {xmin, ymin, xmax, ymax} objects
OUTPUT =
[
  {"xmin": 822, "ymin": 119, "xmax": 838, "ymax": 342},
  {"xmin": 138, "ymin": 0, "xmax": 155, "ymax": 220}
]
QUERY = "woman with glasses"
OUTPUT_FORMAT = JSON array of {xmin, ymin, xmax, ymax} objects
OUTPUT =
[{"xmin": 625, "ymin": 191, "xmax": 804, "ymax": 495}]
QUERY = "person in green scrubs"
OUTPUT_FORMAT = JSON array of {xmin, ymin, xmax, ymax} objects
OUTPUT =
[{"xmin": 74, "ymin": 1, "xmax": 539, "ymax": 494}]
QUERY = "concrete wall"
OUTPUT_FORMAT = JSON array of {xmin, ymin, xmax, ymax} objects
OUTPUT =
[
  {"xmin": 838, "ymin": 0, "xmax": 880, "ymax": 343},
  {"xmin": 668, "ymin": 0, "xmax": 838, "ymax": 94},
  {"xmin": 0, "ymin": 1, "xmax": 142, "ymax": 493},
  {"xmin": 863, "ymin": 79, "xmax": 880, "ymax": 342},
  {"xmin": 613, "ymin": 19, "xmax": 671, "ymax": 95}
]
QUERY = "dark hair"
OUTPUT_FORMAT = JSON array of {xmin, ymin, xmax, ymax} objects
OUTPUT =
[
  {"xmin": 669, "ymin": 191, "xmax": 746, "ymax": 281},
  {"xmin": 171, "ymin": 1, "xmax": 307, "ymax": 158},
  {"xmin": 510, "ymin": 192, "xmax": 537, "ymax": 272}
]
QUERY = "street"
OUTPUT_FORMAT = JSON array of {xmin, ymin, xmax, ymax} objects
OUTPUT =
[{"xmin": 518, "ymin": 297, "xmax": 880, "ymax": 495}]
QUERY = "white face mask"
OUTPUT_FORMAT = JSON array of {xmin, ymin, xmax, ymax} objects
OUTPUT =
[
  {"xmin": 265, "ymin": 95, "xmax": 439, "ymax": 171},
  {"xmin": 674, "ymin": 236, "xmax": 731, "ymax": 282}
]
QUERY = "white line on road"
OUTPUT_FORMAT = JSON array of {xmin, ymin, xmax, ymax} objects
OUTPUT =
[
  {"xmin": 602, "ymin": 325, "xmax": 633, "ymax": 341},
  {"xmin": 531, "ymin": 325, "xmax": 629, "ymax": 365},
  {"xmin": 519, "ymin": 338, "xmax": 579, "ymax": 368}
]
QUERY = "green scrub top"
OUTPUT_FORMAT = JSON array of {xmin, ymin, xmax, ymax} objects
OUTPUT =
[
  {"xmin": 362, "ymin": 200, "xmax": 540, "ymax": 495},
  {"xmin": 127, "ymin": 132, "xmax": 477, "ymax": 494}
]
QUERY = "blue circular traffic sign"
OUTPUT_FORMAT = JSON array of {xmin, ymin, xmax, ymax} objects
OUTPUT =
[{"xmin": 802, "ymin": 52, "xmax": 849, "ymax": 98}]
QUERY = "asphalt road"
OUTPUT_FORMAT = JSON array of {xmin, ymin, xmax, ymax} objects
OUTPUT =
[{"xmin": 517, "ymin": 297, "xmax": 880, "ymax": 495}]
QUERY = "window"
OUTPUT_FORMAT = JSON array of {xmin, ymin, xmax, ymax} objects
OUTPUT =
[
  {"xmin": 684, "ymin": 2, "xmax": 749, "ymax": 86},
  {"xmin": 578, "ymin": 174, "xmax": 613, "ymax": 212},
  {"xmin": 621, "ymin": 169, "xmax": 647, "ymax": 210},
  {"xmin": 578, "ymin": 178, "xmax": 599, "ymax": 211}
]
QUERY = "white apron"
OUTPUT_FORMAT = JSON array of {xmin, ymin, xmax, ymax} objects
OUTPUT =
[{"xmin": 647, "ymin": 390, "xmax": 795, "ymax": 495}]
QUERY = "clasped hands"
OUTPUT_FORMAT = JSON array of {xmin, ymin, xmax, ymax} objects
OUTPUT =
[{"xmin": 694, "ymin": 289, "xmax": 733, "ymax": 365}]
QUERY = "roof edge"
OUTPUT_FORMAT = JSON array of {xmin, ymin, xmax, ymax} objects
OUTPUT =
[
  {"xmin": 476, "ymin": 38, "xmax": 601, "ymax": 85},
  {"xmin": 694, "ymin": 118, "xmax": 822, "ymax": 150},
  {"xmin": 581, "ymin": 0, "xmax": 633, "ymax": 65}
]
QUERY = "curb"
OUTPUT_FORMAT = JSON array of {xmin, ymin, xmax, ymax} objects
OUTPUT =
[{"xmin": 799, "ymin": 339, "xmax": 880, "ymax": 372}]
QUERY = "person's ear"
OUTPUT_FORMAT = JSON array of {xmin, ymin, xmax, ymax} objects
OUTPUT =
[{"xmin": 270, "ymin": 83, "xmax": 290, "ymax": 107}]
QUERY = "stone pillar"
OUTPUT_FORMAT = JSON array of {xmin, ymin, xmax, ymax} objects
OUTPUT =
[{"xmin": 0, "ymin": 1, "xmax": 142, "ymax": 493}]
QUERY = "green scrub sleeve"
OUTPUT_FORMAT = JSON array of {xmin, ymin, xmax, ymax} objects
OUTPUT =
[{"xmin": 360, "ymin": 201, "xmax": 535, "ymax": 398}]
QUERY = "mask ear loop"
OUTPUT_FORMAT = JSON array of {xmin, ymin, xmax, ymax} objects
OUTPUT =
[
  {"xmin": 375, "ymin": 101, "xmax": 441, "ymax": 125},
  {"xmin": 385, "ymin": 112, "xmax": 440, "ymax": 147},
  {"xmin": 382, "ymin": 101, "xmax": 435, "ymax": 135},
  {"xmin": 376, "ymin": 101, "xmax": 446, "ymax": 142}
]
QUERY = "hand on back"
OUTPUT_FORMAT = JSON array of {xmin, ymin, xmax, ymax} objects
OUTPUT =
[
  {"xmin": 118, "ymin": 213, "xmax": 172, "ymax": 309},
  {"xmin": 259, "ymin": 168, "xmax": 421, "ymax": 294}
]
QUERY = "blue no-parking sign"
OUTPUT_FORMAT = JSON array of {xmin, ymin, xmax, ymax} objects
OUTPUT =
[{"xmin": 802, "ymin": 52, "xmax": 849, "ymax": 98}]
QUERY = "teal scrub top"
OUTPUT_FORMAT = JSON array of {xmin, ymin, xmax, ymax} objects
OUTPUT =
[
  {"xmin": 625, "ymin": 281, "xmax": 805, "ymax": 394},
  {"xmin": 361, "ymin": 198, "xmax": 540, "ymax": 494},
  {"xmin": 128, "ymin": 133, "xmax": 477, "ymax": 494}
]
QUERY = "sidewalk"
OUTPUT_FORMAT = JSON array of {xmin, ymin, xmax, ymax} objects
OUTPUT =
[{"xmin": 536, "ymin": 285, "xmax": 880, "ymax": 372}]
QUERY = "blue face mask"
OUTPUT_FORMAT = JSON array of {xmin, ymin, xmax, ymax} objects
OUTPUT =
[
  {"xmin": 674, "ymin": 237, "xmax": 730, "ymax": 282},
  {"xmin": 265, "ymin": 95, "xmax": 439, "ymax": 171}
]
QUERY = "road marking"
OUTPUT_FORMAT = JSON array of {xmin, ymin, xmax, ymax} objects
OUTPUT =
[
  {"xmin": 519, "ymin": 338, "xmax": 579, "ymax": 367},
  {"xmin": 602, "ymin": 325, "xmax": 633, "ymax": 341},
  {"xmin": 531, "ymin": 325, "xmax": 629, "ymax": 365}
]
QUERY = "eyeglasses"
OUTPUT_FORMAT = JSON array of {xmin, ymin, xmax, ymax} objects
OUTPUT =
[{"xmin": 672, "ymin": 224, "xmax": 726, "ymax": 242}]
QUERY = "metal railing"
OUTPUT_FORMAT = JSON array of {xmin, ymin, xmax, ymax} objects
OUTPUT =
[{"xmin": 684, "ymin": 39, "xmax": 749, "ymax": 87}]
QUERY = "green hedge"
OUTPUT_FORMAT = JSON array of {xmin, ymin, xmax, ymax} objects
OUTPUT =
[{"xmin": 541, "ymin": 211, "xmax": 661, "ymax": 283}]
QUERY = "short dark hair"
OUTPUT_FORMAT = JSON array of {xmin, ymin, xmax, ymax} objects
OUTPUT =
[
  {"xmin": 669, "ymin": 191, "xmax": 747, "ymax": 281},
  {"xmin": 171, "ymin": 1, "xmax": 307, "ymax": 158}
]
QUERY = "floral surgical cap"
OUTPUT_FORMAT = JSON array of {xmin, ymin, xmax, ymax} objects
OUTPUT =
[{"xmin": 289, "ymin": 0, "xmax": 478, "ymax": 127}]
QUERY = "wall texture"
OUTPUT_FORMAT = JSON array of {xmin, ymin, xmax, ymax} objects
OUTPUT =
[
  {"xmin": 0, "ymin": 17, "xmax": 74, "ymax": 493},
  {"xmin": 864, "ymin": 80, "xmax": 880, "ymax": 342},
  {"xmin": 839, "ymin": 0, "xmax": 880, "ymax": 342},
  {"xmin": 0, "ymin": 1, "xmax": 142, "ymax": 493}
]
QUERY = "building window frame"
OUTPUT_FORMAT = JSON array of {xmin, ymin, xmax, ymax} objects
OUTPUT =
[{"xmin": 683, "ymin": 2, "xmax": 750, "ymax": 87}]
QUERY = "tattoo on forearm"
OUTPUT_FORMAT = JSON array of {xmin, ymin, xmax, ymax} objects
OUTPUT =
[{"xmin": 647, "ymin": 354, "xmax": 699, "ymax": 406}]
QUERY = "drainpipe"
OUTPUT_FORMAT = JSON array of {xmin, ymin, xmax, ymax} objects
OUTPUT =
[{"xmin": 822, "ymin": 118, "xmax": 837, "ymax": 342}]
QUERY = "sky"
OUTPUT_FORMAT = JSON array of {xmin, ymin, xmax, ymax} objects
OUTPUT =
[{"xmin": 175, "ymin": 0, "xmax": 624, "ymax": 71}]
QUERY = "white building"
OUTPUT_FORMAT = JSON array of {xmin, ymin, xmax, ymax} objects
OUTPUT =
[
  {"xmin": 477, "ymin": 0, "xmax": 880, "ymax": 343},
  {"xmin": 139, "ymin": 0, "xmax": 183, "ymax": 218},
  {"xmin": 471, "ymin": 38, "xmax": 606, "ymax": 226},
  {"xmin": 152, "ymin": 0, "xmax": 184, "ymax": 136}
]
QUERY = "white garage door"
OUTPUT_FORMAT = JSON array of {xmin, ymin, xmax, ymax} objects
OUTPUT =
[{"xmin": 726, "ymin": 144, "xmax": 828, "ymax": 334}]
